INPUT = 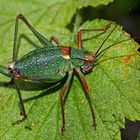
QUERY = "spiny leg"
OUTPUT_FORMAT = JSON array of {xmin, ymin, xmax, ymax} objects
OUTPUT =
[
  {"xmin": 50, "ymin": 36, "xmax": 62, "ymax": 46},
  {"xmin": 75, "ymin": 68, "xmax": 96, "ymax": 129},
  {"xmin": 60, "ymin": 70, "xmax": 73, "ymax": 135},
  {"xmin": 13, "ymin": 13, "xmax": 52, "ymax": 61},
  {"xmin": 12, "ymin": 79, "xmax": 27, "ymax": 125},
  {"xmin": 77, "ymin": 22, "xmax": 112, "ymax": 50}
]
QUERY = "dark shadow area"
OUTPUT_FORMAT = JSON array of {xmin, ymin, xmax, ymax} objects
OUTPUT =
[
  {"xmin": 0, "ymin": 80, "xmax": 58, "ymax": 91},
  {"xmin": 0, "ymin": 72, "xmax": 73, "ymax": 105},
  {"xmin": 121, "ymin": 119, "xmax": 140, "ymax": 140},
  {"xmin": 23, "ymin": 79, "xmax": 66, "ymax": 103},
  {"xmin": 0, "ymin": 75, "xmax": 67, "ymax": 103}
]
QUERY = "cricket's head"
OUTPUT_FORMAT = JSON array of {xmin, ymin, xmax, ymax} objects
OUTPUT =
[{"xmin": 81, "ymin": 51, "xmax": 96, "ymax": 73}]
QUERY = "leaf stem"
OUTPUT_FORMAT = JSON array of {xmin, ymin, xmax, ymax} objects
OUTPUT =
[{"xmin": 71, "ymin": 9, "xmax": 82, "ymax": 43}]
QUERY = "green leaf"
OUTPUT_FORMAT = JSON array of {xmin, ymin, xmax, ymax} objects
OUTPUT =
[
  {"xmin": 0, "ymin": 0, "xmax": 139, "ymax": 140},
  {"xmin": 0, "ymin": 0, "xmax": 113, "ymax": 28}
]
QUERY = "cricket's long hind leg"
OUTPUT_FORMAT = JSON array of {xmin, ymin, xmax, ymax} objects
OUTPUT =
[
  {"xmin": 12, "ymin": 79, "xmax": 27, "ymax": 125},
  {"xmin": 12, "ymin": 14, "xmax": 52, "ymax": 62},
  {"xmin": 75, "ymin": 68, "xmax": 96, "ymax": 129},
  {"xmin": 60, "ymin": 70, "xmax": 73, "ymax": 135}
]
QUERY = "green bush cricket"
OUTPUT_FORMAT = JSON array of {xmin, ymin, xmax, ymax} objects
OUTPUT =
[{"xmin": 0, "ymin": 14, "xmax": 125, "ymax": 134}]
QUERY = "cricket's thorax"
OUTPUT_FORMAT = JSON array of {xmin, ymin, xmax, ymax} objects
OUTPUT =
[
  {"xmin": 70, "ymin": 47, "xmax": 96, "ymax": 73},
  {"xmin": 14, "ymin": 46, "xmax": 85, "ymax": 81},
  {"xmin": 61, "ymin": 46, "xmax": 86, "ymax": 66}
]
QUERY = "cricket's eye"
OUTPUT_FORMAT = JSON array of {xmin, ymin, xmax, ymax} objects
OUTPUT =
[{"xmin": 81, "ymin": 60, "xmax": 93, "ymax": 73}]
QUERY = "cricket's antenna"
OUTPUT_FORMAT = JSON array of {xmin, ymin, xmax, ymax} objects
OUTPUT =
[
  {"xmin": 95, "ymin": 0, "xmax": 138, "ymax": 59},
  {"xmin": 96, "ymin": 35, "xmax": 139, "ymax": 61},
  {"xmin": 96, "ymin": 38, "xmax": 131, "ymax": 60},
  {"xmin": 95, "ymin": 53, "xmax": 138, "ymax": 67},
  {"xmin": 95, "ymin": 24, "xmax": 118, "ymax": 57}
]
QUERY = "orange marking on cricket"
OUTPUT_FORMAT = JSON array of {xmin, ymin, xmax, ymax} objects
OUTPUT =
[
  {"xmin": 14, "ymin": 74, "xmax": 34, "ymax": 80},
  {"xmin": 61, "ymin": 46, "xmax": 70, "ymax": 59}
]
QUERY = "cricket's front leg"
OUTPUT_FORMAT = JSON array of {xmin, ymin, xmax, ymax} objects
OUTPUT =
[
  {"xmin": 60, "ymin": 70, "xmax": 73, "ymax": 135},
  {"xmin": 75, "ymin": 68, "xmax": 96, "ymax": 129}
]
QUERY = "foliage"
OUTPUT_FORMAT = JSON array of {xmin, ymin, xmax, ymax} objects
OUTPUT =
[{"xmin": 0, "ymin": 0, "xmax": 139, "ymax": 140}]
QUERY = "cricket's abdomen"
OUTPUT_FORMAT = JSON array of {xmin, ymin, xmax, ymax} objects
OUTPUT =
[{"xmin": 14, "ymin": 47, "xmax": 71, "ymax": 82}]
